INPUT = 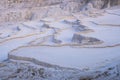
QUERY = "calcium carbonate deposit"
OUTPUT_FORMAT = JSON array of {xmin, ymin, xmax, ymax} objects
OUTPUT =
[{"xmin": 0, "ymin": 0, "xmax": 120, "ymax": 80}]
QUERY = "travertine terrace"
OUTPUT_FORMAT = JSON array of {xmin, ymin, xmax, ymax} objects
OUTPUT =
[{"xmin": 0, "ymin": 0, "xmax": 120, "ymax": 80}]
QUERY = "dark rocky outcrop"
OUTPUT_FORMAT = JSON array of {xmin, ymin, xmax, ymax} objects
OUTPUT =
[
  {"xmin": 89, "ymin": 0, "xmax": 120, "ymax": 9},
  {"xmin": 72, "ymin": 33, "xmax": 102, "ymax": 45},
  {"xmin": 52, "ymin": 36, "xmax": 62, "ymax": 44},
  {"xmin": 63, "ymin": 19, "xmax": 87, "ymax": 31}
]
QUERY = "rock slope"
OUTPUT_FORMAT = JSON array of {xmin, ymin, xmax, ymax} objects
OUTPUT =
[{"xmin": 0, "ymin": 0, "xmax": 120, "ymax": 23}]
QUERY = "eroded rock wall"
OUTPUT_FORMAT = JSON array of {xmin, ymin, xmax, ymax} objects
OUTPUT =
[{"xmin": 0, "ymin": 0, "xmax": 120, "ymax": 23}]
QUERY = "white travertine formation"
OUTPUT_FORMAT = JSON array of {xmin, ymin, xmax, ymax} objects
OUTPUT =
[{"xmin": 0, "ymin": 0, "xmax": 120, "ymax": 80}]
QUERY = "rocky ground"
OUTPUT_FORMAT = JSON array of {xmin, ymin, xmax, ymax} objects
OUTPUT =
[
  {"xmin": 0, "ymin": 60, "xmax": 120, "ymax": 80},
  {"xmin": 0, "ymin": 0, "xmax": 120, "ymax": 23}
]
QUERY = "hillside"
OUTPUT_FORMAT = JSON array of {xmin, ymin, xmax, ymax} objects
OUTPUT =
[{"xmin": 0, "ymin": 0, "xmax": 120, "ymax": 23}]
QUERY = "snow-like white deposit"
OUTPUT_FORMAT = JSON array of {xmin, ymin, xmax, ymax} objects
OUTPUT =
[
  {"xmin": 88, "ymin": 9, "xmax": 120, "ymax": 25},
  {"xmin": 0, "ymin": 8, "xmax": 120, "ymax": 74},
  {"xmin": 81, "ymin": 22, "xmax": 120, "ymax": 46},
  {"xmin": 10, "ymin": 46, "xmax": 120, "ymax": 70},
  {"xmin": 8, "ymin": 9, "xmax": 120, "ymax": 71}
]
